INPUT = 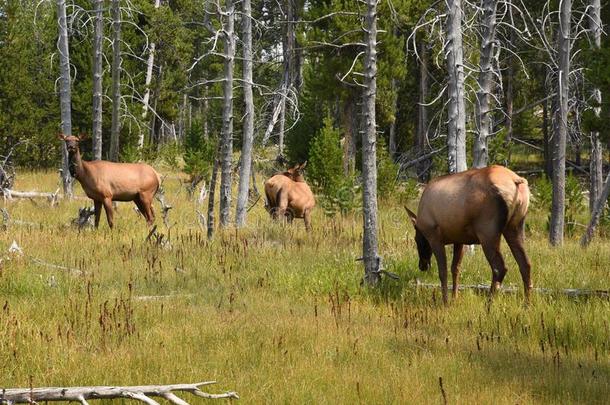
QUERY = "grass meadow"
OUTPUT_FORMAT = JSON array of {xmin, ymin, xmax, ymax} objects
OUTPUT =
[{"xmin": 0, "ymin": 169, "xmax": 608, "ymax": 404}]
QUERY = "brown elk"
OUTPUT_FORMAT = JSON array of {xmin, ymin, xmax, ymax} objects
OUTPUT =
[
  {"xmin": 405, "ymin": 165, "xmax": 532, "ymax": 304},
  {"xmin": 59, "ymin": 134, "xmax": 161, "ymax": 229},
  {"xmin": 264, "ymin": 162, "xmax": 315, "ymax": 231}
]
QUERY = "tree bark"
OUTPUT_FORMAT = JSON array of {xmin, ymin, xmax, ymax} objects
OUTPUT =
[
  {"xmin": 342, "ymin": 98, "xmax": 357, "ymax": 176},
  {"xmin": 362, "ymin": 0, "xmax": 380, "ymax": 285},
  {"xmin": 236, "ymin": 0, "xmax": 255, "ymax": 227},
  {"xmin": 56, "ymin": 0, "xmax": 73, "ymax": 197},
  {"xmin": 139, "ymin": 0, "xmax": 161, "ymax": 150},
  {"xmin": 109, "ymin": 0, "xmax": 122, "ymax": 162},
  {"xmin": 549, "ymin": 0, "xmax": 571, "ymax": 246},
  {"xmin": 473, "ymin": 0, "xmax": 498, "ymax": 168},
  {"xmin": 91, "ymin": 0, "xmax": 104, "ymax": 160},
  {"xmin": 581, "ymin": 171, "xmax": 610, "ymax": 246},
  {"xmin": 588, "ymin": 0, "xmax": 603, "ymax": 213},
  {"xmin": 277, "ymin": 0, "xmax": 296, "ymax": 158},
  {"xmin": 504, "ymin": 28, "xmax": 515, "ymax": 165},
  {"xmin": 417, "ymin": 39, "xmax": 430, "ymax": 182},
  {"xmin": 208, "ymin": 150, "xmax": 220, "ymax": 239},
  {"xmin": 388, "ymin": 77, "xmax": 398, "ymax": 159},
  {"xmin": 446, "ymin": 0, "xmax": 467, "ymax": 173},
  {"xmin": 543, "ymin": 93, "xmax": 552, "ymax": 177},
  {"xmin": 219, "ymin": 0, "xmax": 235, "ymax": 227}
]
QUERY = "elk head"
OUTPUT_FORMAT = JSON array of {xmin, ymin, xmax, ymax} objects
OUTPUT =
[
  {"xmin": 405, "ymin": 207, "xmax": 432, "ymax": 272},
  {"xmin": 58, "ymin": 133, "xmax": 85, "ymax": 155},
  {"xmin": 285, "ymin": 161, "xmax": 307, "ymax": 182}
]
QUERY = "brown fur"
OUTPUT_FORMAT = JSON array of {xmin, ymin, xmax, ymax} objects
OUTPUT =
[
  {"xmin": 59, "ymin": 134, "xmax": 160, "ymax": 229},
  {"xmin": 264, "ymin": 162, "xmax": 315, "ymax": 231},
  {"xmin": 406, "ymin": 165, "xmax": 532, "ymax": 304}
]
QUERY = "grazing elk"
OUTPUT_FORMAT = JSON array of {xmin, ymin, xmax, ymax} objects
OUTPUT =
[
  {"xmin": 405, "ymin": 165, "xmax": 532, "ymax": 304},
  {"xmin": 264, "ymin": 162, "xmax": 315, "ymax": 231},
  {"xmin": 59, "ymin": 134, "xmax": 160, "ymax": 229}
]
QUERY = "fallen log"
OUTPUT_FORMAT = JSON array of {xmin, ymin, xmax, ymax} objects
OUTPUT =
[
  {"xmin": 2, "ymin": 188, "xmax": 60, "ymax": 205},
  {"xmin": 0, "ymin": 381, "xmax": 238, "ymax": 404},
  {"xmin": 414, "ymin": 279, "xmax": 609, "ymax": 299}
]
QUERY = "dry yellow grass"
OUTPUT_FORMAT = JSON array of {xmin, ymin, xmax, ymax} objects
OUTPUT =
[{"xmin": 0, "ymin": 170, "xmax": 608, "ymax": 404}]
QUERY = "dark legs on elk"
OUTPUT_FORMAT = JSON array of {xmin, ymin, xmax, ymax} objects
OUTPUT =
[
  {"xmin": 451, "ymin": 244, "xmax": 464, "ymax": 298},
  {"xmin": 503, "ymin": 220, "xmax": 532, "ymax": 302},
  {"xmin": 94, "ymin": 200, "xmax": 102, "ymax": 228}
]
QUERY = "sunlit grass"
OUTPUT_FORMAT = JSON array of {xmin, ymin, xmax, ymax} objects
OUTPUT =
[{"xmin": 0, "ymin": 170, "xmax": 608, "ymax": 404}]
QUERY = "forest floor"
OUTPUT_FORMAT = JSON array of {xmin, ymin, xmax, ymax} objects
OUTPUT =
[{"xmin": 0, "ymin": 169, "xmax": 608, "ymax": 404}]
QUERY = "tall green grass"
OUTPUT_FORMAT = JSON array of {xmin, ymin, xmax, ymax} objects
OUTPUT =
[{"xmin": 0, "ymin": 171, "xmax": 608, "ymax": 404}]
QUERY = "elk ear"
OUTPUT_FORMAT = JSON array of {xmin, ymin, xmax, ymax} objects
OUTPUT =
[
  {"xmin": 299, "ymin": 161, "xmax": 307, "ymax": 170},
  {"xmin": 57, "ymin": 133, "xmax": 67, "ymax": 141},
  {"xmin": 77, "ymin": 133, "xmax": 87, "ymax": 141},
  {"xmin": 404, "ymin": 206, "xmax": 417, "ymax": 226}
]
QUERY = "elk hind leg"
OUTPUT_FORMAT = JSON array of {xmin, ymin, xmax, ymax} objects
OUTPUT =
[
  {"xmin": 139, "ymin": 193, "xmax": 155, "ymax": 226},
  {"xmin": 304, "ymin": 210, "xmax": 312, "ymax": 232},
  {"xmin": 480, "ymin": 235, "xmax": 507, "ymax": 296},
  {"xmin": 504, "ymin": 220, "xmax": 532, "ymax": 302},
  {"xmin": 451, "ymin": 244, "xmax": 464, "ymax": 299}
]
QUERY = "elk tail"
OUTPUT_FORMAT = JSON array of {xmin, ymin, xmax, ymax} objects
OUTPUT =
[{"xmin": 155, "ymin": 170, "xmax": 164, "ymax": 195}]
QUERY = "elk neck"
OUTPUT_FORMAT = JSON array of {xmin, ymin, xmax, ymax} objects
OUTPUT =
[{"xmin": 68, "ymin": 148, "xmax": 86, "ymax": 180}]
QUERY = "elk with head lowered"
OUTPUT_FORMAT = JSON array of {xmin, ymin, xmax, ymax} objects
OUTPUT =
[
  {"xmin": 59, "ymin": 134, "xmax": 161, "ymax": 229},
  {"xmin": 405, "ymin": 165, "xmax": 532, "ymax": 304},
  {"xmin": 264, "ymin": 162, "xmax": 315, "ymax": 231}
]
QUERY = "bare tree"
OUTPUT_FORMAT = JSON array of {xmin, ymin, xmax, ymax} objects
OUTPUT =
[
  {"xmin": 109, "ymin": 0, "xmax": 122, "ymax": 162},
  {"xmin": 581, "ymin": 172, "xmax": 610, "ymax": 246},
  {"xmin": 549, "ymin": 0, "xmax": 571, "ymax": 246},
  {"xmin": 56, "ymin": 0, "xmax": 73, "ymax": 197},
  {"xmin": 91, "ymin": 0, "xmax": 104, "ymax": 160},
  {"xmin": 446, "ymin": 0, "xmax": 467, "ymax": 173},
  {"xmin": 219, "ymin": 0, "xmax": 235, "ymax": 227},
  {"xmin": 417, "ymin": 39, "xmax": 430, "ymax": 182},
  {"xmin": 361, "ymin": 0, "xmax": 380, "ymax": 285},
  {"xmin": 235, "ymin": 0, "xmax": 255, "ymax": 227},
  {"xmin": 588, "ymin": 0, "xmax": 603, "ymax": 213},
  {"xmin": 139, "ymin": 0, "xmax": 162, "ymax": 150},
  {"xmin": 472, "ymin": 0, "xmax": 498, "ymax": 168}
]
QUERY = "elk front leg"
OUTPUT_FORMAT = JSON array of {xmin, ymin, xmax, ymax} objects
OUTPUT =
[
  {"xmin": 430, "ymin": 241, "xmax": 449, "ymax": 305},
  {"xmin": 94, "ymin": 200, "xmax": 102, "ymax": 228},
  {"xmin": 102, "ymin": 198, "xmax": 114, "ymax": 229}
]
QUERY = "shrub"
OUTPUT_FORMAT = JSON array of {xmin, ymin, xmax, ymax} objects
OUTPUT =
[{"xmin": 376, "ymin": 138, "xmax": 398, "ymax": 199}]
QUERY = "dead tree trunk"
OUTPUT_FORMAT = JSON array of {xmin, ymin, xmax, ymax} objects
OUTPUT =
[
  {"xmin": 342, "ymin": 98, "xmax": 357, "ymax": 176},
  {"xmin": 549, "ymin": 0, "xmax": 571, "ymax": 246},
  {"xmin": 446, "ymin": 0, "xmax": 467, "ymax": 173},
  {"xmin": 235, "ymin": 0, "xmax": 255, "ymax": 227},
  {"xmin": 588, "ymin": 0, "xmax": 603, "ymax": 213},
  {"xmin": 277, "ymin": 0, "xmax": 296, "ymax": 158},
  {"xmin": 207, "ymin": 148, "xmax": 220, "ymax": 239},
  {"xmin": 56, "ymin": 0, "xmax": 73, "ymax": 198},
  {"xmin": 362, "ymin": 0, "xmax": 380, "ymax": 285},
  {"xmin": 139, "ymin": 0, "xmax": 162, "ymax": 150},
  {"xmin": 543, "ymin": 94, "xmax": 552, "ymax": 177},
  {"xmin": 417, "ymin": 39, "xmax": 430, "ymax": 182},
  {"xmin": 91, "ymin": 0, "xmax": 104, "ymax": 160},
  {"xmin": 109, "ymin": 0, "xmax": 122, "ymax": 162},
  {"xmin": 389, "ymin": 77, "xmax": 398, "ymax": 159},
  {"xmin": 473, "ymin": 0, "xmax": 498, "ymax": 168},
  {"xmin": 219, "ymin": 0, "xmax": 235, "ymax": 227},
  {"xmin": 504, "ymin": 28, "xmax": 515, "ymax": 165},
  {"xmin": 581, "ymin": 171, "xmax": 610, "ymax": 246}
]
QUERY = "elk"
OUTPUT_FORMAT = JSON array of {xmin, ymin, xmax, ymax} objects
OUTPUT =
[
  {"xmin": 405, "ymin": 165, "xmax": 532, "ymax": 304},
  {"xmin": 264, "ymin": 162, "xmax": 315, "ymax": 231},
  {"xmin": 59, "ymin": 134, "xmax": 160, "ymax": 229}
]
